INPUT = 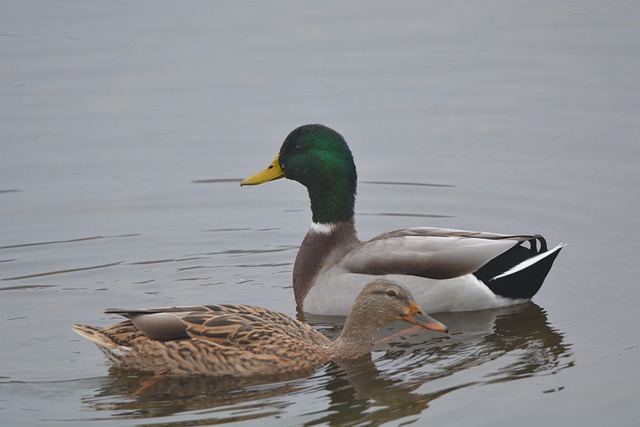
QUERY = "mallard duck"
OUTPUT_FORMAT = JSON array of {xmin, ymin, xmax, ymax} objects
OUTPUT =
[
  {"xmin": 241, "ymin": 124, "xmax": 564, "ymax": 315},
  {"xmin": 72, "ymin": 279, "xmax": 447, "ymax": 376}
]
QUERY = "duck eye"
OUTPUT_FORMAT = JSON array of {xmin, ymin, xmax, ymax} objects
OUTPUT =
[
  {"xmin": 293, "ymin": 145, "xmax": 303, "ymax": 153},
  {"xmin": 386, "ymin": 289, "xmax": 397, "ymax": 297}
]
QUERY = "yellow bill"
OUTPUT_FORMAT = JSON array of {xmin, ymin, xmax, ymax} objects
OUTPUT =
[{"xmin": 240, "ymin": 154, "xmax": 285, "ymax": 186}]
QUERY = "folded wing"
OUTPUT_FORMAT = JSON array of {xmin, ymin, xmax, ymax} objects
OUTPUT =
[{"xmin": 341, "ymin": 227, "xmax": 543, "ymax": 279}]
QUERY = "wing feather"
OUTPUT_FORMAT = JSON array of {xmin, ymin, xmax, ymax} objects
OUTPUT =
[{"xmin": 340, "ymin": 227, "xmax": 533, "ymax": 279}]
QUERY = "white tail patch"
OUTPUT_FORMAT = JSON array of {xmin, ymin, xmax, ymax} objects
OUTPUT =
[{"xmin": 492, "ymin": 243, "xmax": 566, "ymax": 280}]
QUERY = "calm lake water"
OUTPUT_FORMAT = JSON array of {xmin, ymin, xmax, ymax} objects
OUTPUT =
[{"xmin": 2, "ymin": 1, "xmax": 639, "ymax": 426}]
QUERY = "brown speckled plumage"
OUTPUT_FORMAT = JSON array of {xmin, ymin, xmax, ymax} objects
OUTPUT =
[{"xmin": 73, "ymin": 280, "xmax": 447, "ymax": 376}]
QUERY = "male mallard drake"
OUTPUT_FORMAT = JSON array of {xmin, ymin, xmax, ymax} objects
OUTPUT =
[
  {"xmin": 72, "ymin": 279, "xmax": 447, "ymax": 376},
  {"xmin": 241, "ymin": 124, "xmax": 564, "ymax": 315}
]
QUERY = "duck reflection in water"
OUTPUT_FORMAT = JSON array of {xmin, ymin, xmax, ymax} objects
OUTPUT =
[{"xmin": 80, "ymin": 302, "xmax": 572, "ymax": 425}]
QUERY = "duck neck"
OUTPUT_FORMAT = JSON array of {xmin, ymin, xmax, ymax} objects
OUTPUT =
[
  {"xmin": 307, "ymin": 177, "xmax": 356, "ymax": 224},
  {"xmin": 293, "ymin": 220, "xmax": 359, "ymax": 309},
  {"xmin": 329, "ymin": 302, "xmax": 382, "ymax": 360}
]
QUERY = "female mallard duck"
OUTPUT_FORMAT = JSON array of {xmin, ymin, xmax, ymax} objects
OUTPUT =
[
  {"xmin": 72, "ymin": 279, "xmax": 447, "ymax": 376},
  {"xmin": 241, "ymin": 124, "xmax": 564, "ymax": 315}
]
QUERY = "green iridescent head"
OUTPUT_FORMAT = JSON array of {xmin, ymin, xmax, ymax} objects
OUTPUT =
[{"xmin": 242, "ymin": 124, "xmax": 358, "ymax": 224}]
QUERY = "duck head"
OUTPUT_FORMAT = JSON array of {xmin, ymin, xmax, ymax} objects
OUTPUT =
[
  {"xmin": 241, "ymin": 124, "xmax": 358, "ymax": 224},
  {"xmin": 330, "ymin": 279, "xmax": 448, "ymax": 359},
  {"xmin": 350, "ymin": 279, "xmax": 448, "ymax": 333}
]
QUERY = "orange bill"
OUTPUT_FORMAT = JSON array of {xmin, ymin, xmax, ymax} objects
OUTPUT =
[{"xmin": 401, "ymin": 300, "xmax": 448, "ymax": 333}]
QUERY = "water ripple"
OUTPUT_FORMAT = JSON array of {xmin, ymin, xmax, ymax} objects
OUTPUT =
[
  {"xmin": 0, "ymin": 234, "xmax": 140, "ymax": 250},
  {"xmin": 2, "ymin": 262, "xmax": 123, "ymax": 281},
  {"xmin": 361, "ymin": 180, "xmax": 456, "ymax": 188}
]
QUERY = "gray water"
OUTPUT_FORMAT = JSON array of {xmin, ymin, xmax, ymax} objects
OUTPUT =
[{"xmin": 2, "ymin": 1, "xmax": 639, "ymax": 426}]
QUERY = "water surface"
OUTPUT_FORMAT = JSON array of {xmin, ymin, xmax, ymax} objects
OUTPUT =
[{"xmin": 1, "ymin": 1, "xmax": 639, "ymax": 426}]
